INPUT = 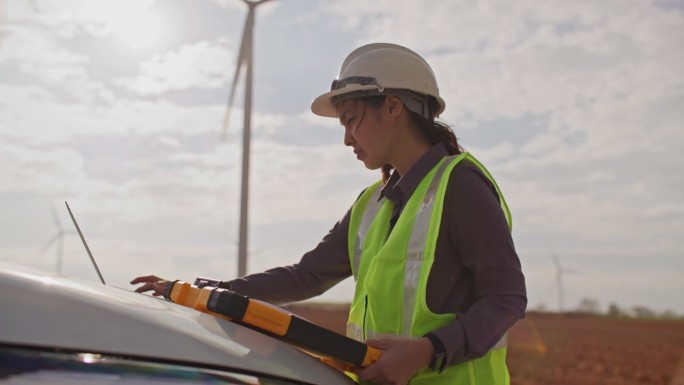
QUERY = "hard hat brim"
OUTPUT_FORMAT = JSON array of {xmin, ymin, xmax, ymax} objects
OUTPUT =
[
  {"xmin": 311, "ymin": 85, "xmax": 446, "ymax": 119},
  {"xmin": 310, "ymin": 84, "xmax": 383, "ymax": 118}
]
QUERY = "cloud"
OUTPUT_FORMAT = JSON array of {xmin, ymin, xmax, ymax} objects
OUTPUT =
[
  {"xmin": 319, "ymin": 1, "xmax": 683, "ymax": 129},
  {"xmin": 0, "ymin": 1, "xmax": 8, "ymax": 46},
  {"xmin": 0, "ymin": 25, "xmax": 84, "ymax": 68},
  {"xmin": 0, "ymin": 83, "xmax": 230, "ymax": 142},
  {"xmin": 5, "ymin": 0, "xmax": 159, "ymax": 39},
  {"xmin": 0, "ymin": 138, "xmax": 85, "ymax": 197},
  {"xmin": 0, "ymin": 80, "xmax": 363, "ymax": 230},
  {"xmin": 117, "ymin": 39, "xmax": 236, "ymax": 95},
  {"xmin": 0, "ymin": 23, "xmax": 115, "ymax": 104}
]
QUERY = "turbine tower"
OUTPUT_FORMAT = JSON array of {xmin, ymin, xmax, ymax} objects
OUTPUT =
[
  {"xmin": 551, "ymin": 254, "xmax": 577, "ymax": 314},
  {"xmin": 222, "ymin": 0, "xmax": 274, "ymax": 278},
  {"xmin": 39, "ymin": 205, "xmax": 74, "ymax": 274}
]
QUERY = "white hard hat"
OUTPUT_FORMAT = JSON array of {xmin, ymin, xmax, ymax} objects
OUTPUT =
[{"xmin": 311, "ymin": 43, "xmax": 446, "ymax": 118}]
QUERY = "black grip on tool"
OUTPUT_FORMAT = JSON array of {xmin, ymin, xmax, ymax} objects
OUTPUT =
[
  {"xmin": 193, "ymin": 277, "xmax": 221, "ymax": 288},
  {"xmin": 206, "ymin": 289, "xmax": 250, "ymax": 320},
  {"xmin": 162, "ymin": 280, "xmax": 180, "ymax": 301},
  {"xmin": 285, "ymin": 315, "xmax": 368, "ymax": 366}
]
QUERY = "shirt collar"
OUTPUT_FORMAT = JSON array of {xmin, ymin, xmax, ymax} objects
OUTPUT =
[{"xmin": 380, "ymin": 142, "xmax": 449, "ymax": 204}]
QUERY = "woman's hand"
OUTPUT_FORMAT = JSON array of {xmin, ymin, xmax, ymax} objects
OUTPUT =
[
  {"xmin": 130, "ymin": 275, "xmax": 168, "ymax": 296},
  {"xmin": 356, "ymin": 337, "xmax": 434, "ymax": 385}
]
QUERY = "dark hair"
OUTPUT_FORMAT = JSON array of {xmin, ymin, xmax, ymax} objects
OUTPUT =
[{"xmin": 362, "ymin": 95, "xmax": 463, "ymax": 183}]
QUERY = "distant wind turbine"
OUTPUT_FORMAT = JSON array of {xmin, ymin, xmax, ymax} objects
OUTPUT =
[
  {"xmin": 221, "ymin": 0, "xmax": 274, "ymax": 278},
  {"xmin": 551, "ymin": 254, "xmax": 578, "ymax": 314},
  {"xmin": 39, "ymin": 204, "xmax": 74, "ymax": 274}
]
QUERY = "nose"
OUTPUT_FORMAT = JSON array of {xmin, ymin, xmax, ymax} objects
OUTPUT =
[{"xmin": 343, "ymin": 126, "xmax": 354, "ymax": 147}]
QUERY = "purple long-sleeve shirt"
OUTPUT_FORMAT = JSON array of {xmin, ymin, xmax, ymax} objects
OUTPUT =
[{"xmin": 221, "ymin": 143, "xmax": 527, "ymax": 367}]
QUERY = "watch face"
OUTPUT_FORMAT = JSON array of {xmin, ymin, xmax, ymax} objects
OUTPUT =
[
  {"xmin": 429, "ymin": 352, "xmax": 446, "ymax": 371},
  {"xmin": 430, "ymin": 351, "xmax": 447, "ymax": 372},
  {"xmin": 425, "ymin": 333, "xmax": 446, "ymax": 371}
]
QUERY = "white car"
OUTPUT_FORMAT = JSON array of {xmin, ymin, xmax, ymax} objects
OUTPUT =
[{"xmin": 0, "ymin": 263, "xmax": 354, "ymax": 384}]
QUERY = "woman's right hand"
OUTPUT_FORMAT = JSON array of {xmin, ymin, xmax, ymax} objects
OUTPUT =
[{"xmin": 130, "ymin": 275, "xmax": 168, "ymax": 296}]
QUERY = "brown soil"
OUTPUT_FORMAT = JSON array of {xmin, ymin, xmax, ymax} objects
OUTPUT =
[{"xmin": 285, "ymin": 304, "xmax": 684, "ymax": 385}]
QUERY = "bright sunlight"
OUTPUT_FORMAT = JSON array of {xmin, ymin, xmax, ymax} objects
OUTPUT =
[{"xmin": 82, "ymin": 0, "xmax": 162, "ymax": 50}]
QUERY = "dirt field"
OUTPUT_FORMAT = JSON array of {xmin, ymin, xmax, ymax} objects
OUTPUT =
[{"xmin": 285, "ymin": 304, "xmax": 684, "ymax": 385}]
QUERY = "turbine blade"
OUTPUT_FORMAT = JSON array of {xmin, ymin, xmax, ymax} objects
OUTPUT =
[
  {"xmin": 38, "ymin": 234, "xmax": 60, "ymax": 256},
  {"xmin": 243, "ymin": 9, "xmax": 255, "ymax": 113},
  {"xmin": 249, "ymin": 243, "xmax": 271, "ymax": 257},
  {"xmin": 221, "ymin": 11, "xmax": 252, "ymax": 141},
  {"xmin": 551, "ymin": 254, "xmax": 561, "ymax": 269},
  {"xmin": 57, "ymin": 236, "xmax": 64, "ymax": 274},
  {"xmin": 243, "ymin": 0, "xmax": 276, "ymax": 8},
  {"xmin": 50, "ymin": 204, "xmax": 62, "ymax": 230}
]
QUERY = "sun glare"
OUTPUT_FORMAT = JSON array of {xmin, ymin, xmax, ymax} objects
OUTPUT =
[
  {"xmin": 110, "ymin": 9, "xmax": 161, "ymax": 49},
  {"xmin": 84, "ymin": 1, "xmax": 162, "ymax": 50}
]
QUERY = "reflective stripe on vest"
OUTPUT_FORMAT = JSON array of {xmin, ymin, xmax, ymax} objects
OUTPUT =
[
  {"xmin": 352, "ymin": 184, "xmax": 383, "ymax": 281},
  {"xmin": 401, "ymin": 155, "xmax": 454, "ymax": 336}
]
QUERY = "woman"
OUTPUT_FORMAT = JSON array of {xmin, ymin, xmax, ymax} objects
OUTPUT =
[{"xmin": 132, "ymin": 43, "xmax": 526, "ymax": 385}]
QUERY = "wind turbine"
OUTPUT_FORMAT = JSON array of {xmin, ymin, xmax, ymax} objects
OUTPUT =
[
  {"xmin": 221, "ymin": 0, "xmax": 274, "ymax": 278},
  {"xmin": 551, "ymin": 254, "xmax": 578, "ymax": 314},
  {"xmin": 39, "ymin": 204, "xmax": 74, "ymax": 274}
]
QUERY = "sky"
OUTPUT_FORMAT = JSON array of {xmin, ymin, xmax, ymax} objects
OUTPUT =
[{"xmin": 0, "ymin": 0, "xmax": 682, "ymax": 315}]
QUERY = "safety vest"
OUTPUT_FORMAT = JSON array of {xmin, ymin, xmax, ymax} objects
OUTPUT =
[{"xmin": 347, "ymin": 153, "xmax": 512, "ymax": 385}]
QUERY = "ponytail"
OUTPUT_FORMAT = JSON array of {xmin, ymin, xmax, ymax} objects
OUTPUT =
[{"xmin": 381, "ymin": 97, "xmax": 462, "ymax": 183}]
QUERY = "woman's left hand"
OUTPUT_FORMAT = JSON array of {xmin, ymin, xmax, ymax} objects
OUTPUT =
[
  {"xmin": 356, "ymin": 337, "xmax": 434, "ymax": 385},
  {"xmin": 130, "ymin": 275, "xmax": 169, "ymax": 296}
]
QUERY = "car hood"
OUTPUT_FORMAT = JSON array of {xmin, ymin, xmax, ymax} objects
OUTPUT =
[{"xmin": 0, "ymin": 263, "xmax": 352, "ymax": 384}]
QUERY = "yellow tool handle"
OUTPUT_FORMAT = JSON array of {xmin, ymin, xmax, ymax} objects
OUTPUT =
[
  {"xmin": 165, "ymin": 281, "xmax": 230, "ymax": 320},
  {"xmin": 362, "ymin": 346, "xmax": 382, "ymax": 367},
  {"xmin": 163, "ymin": 280, "xmax": 383, "ymax": 369}
]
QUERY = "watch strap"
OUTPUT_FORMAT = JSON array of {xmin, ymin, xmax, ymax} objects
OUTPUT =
[{"xmin": 425, "ymin": 333, "xmax": 447, "ymax": 373}]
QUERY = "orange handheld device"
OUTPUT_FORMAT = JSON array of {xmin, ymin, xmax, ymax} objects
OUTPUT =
[{"xmin": 163, "ymin": 280, "xmax": 382, "ymax": 369}]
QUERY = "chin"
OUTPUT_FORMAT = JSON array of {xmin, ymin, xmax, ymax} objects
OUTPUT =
[{"xmin": 363, "ymin": 162, "xmax": 383, "ymax": 171}]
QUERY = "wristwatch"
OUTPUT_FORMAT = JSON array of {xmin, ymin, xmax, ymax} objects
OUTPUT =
[{"xmin": 425, "ymin": 333, "xmax": 447, "ymax": 373}]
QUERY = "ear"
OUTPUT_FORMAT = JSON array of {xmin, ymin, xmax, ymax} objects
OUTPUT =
[{"xmin": 385, "ymin": 95, "xmax": 404, "ymax": 119}]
